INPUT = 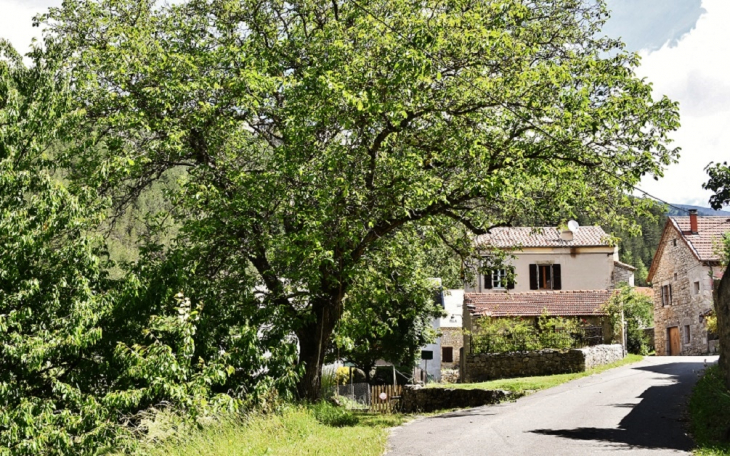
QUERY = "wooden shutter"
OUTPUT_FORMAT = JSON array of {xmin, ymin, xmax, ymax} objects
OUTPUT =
[
  {"xmin": 669, "ymin": 284, "xmax": 673, "ymax": 305},
  {"xmin": 484, "ymin": 273, "xmax": 493, "ymax": 289},
  {"xmin": 552, "ymin": 264, "xmax": 562, "ymax": 290},
  {"xmin": 507, "ymin": 266, "xmax": 515, "ymax": 289},
  {"xmin": 661, "ymin": 286, "xmax": 666, "ymax": 306},
  {"xmin": 442, "ymin": 347, "xmax": 453, "ymax": 363},
  {"xmin": 529, "ymin": 264, "xmax": 538, "ymax": 290}
]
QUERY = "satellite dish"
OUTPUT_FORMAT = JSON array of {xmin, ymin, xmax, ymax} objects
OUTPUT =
[{"xmin": 567, "ymin": 220, "xmax": 579, "ymax": 232}]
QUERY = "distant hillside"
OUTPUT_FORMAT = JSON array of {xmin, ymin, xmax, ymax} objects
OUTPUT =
[{"xmin": 667, "ymin": 204, "xmax": 730, "ymax": 217}]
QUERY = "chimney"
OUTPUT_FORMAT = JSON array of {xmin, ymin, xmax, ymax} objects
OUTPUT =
[
  {"xmin": 560, "ymin": 229, "xmax": 574, "ymax": 241},
  {"xmin": 689, "ymin": 209, "xmax": 698, "ymax": 234}
]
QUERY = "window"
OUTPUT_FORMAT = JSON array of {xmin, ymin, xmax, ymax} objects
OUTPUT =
[
  {"xmin": 484, "ymin": 267, "xmax": 515, "ymax": 290},
  {"xmin": 529, "ymin": 264, "xmax": 562, "ymax": 290},
  {"xmin": 442, "ymin": 347, "xmax": 454, "ymax": 363},
  {"xmin": 693, "ymin": 281, "xmax": 701, "ymax": 295},
  {"xmin": 684, "ymin": 325, "xmax": 691, "ymax": 344},
  {"xmin": 492, "ymin": 269, "xmax": 507, "ymax": 288},
  {"xmin": 673, "ymin": 239, "xmax": 677, "ymax": 247},
  {"xmin": 673, "ymin": 273, "xmax": 678, "ymax": 281},
  {"xmin": 661, "ymin": 284, "xmax": 673, "ymax": 306}
]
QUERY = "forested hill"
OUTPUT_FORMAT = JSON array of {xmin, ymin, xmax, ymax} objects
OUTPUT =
[{"xmin": 668, "ymin": 204, "xmax": 730, "ymax": 216}]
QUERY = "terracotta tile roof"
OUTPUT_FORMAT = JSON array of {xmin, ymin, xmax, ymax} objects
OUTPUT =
[
  {"xmin": 669, "ymin": 216, "xmax": 730, "ymax": 261},
  {"xmin": 465, "ymin": 290, "xmax": 611, "ymax": 317},
  {"xmin": 634, "ymin": 287, "xmax": 654, "ymax": 298},
  {"xmin": 474, "ymin": 226, "xmax": 610, "ymax": 248}
]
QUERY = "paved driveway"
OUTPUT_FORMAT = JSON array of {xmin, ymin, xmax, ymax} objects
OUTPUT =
[{"xmin": 388, "ymin": 356, "xmax": 716, "ymax": 455}]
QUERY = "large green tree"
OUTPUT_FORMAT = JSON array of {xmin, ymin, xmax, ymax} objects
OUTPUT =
[{"xmin": 42, "ymin": 0, "xmax": 679, "ymax": 399}]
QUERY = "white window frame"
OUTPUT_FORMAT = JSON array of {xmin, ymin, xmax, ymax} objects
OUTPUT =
[{"xmin": 492, "ymin": 268, "xmax": 507, "ymax": 289}]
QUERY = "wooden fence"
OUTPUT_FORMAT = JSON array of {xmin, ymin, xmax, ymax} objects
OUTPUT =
[{"xmin": 370, "ymin": 384, "xmax": 402, "ymax": 413}]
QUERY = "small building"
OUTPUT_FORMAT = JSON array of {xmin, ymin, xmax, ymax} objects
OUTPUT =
[
  {"xmin": 458, "ymin": 224, "xmax": 633, "ymax": 380},
  {"xmin": 647, "ymin": 210, "xmax": 728, "ymax": 355}
]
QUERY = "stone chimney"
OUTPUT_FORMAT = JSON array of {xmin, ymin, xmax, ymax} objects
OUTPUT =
[
  {"xmin": 689, "ymin": 209, "xmax": 699, "ymax": 234},
  {"xmin": 560, "ymin": 229, "xmax": 574, "ymax": 241}
]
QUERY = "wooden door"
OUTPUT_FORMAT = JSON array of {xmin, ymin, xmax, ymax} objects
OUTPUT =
[{"xmin": 668, "ymin": 327, "xmax": 681, "ymax": 356}]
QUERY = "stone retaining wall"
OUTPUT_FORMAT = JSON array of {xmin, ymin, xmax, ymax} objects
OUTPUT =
[
  {"xmin": 400, "ymin": 386, "xmax": 511, "ymax": 413},
  {"xmin": 462, "ymin": 344, "xmax": 624, "ymax": 383}
]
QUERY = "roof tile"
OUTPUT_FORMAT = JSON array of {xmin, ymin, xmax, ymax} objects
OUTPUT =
[
  {"xmin": 670, "ymin": 216, "xmax": 730, "ymax": 262},
  {"xmin": 474, "ymin": 226, "xmax": 610, "ymax": 248},
  {"xmin": 465, "ymin": 290, "xmax": 612, "ymax": 317}
]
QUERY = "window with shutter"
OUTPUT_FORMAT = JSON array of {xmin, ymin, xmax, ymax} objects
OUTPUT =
[
  {"xmin": 484, "ymin": 273, "xmax": 493, "ymax": 289},
  {"xmin": 552, "ymin": 264, "xmax": 561, "ymax": 290},
  {"xmin": 529, "ymin": 264, "xmax": 538, "ymax": 290}
]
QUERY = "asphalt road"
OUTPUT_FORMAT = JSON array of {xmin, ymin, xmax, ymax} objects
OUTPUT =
[{"xmin": 387, "ymin": 356, "xmax": 717, "ymax": 455}]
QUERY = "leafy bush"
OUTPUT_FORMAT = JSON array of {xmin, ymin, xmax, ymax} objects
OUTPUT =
[
  {"xmin": 471, "ymin": 314, "xmax": 583, "ymax": 354},
  {"xmin": 0, "ymin": 43, "xmax": 300, "ymax": 455},
  {"xmin": 602, "ymin": 284, "xmax": 654, "ymax": 355},
  {"xmin": 311, "ymin": 402, "xmax": 359, "ymax": 427}
]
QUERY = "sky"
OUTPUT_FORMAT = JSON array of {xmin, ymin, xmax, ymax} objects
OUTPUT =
[{"xmin": 0, "ymin": 0, "xmax": 728, "ymax": 208}]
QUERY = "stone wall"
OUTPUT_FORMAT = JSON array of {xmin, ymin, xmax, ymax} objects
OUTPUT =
[
  {"xmin": 580, "ymin": 344, "xmax": 624, "ymax": 369},
  {"xmin": 462, "ymin": 344, "xmax": 624, "ymax": 382},
  {"xmin": 612, "ymin": 262, "xmax": 635, "ymax": 288},
  {"xmin": 652, "ymin": 227, "xmax": 714, "ymax": 355},
  {"xmin": 399, "ymin": 385, "xmax": 511, "ymax": 413}
]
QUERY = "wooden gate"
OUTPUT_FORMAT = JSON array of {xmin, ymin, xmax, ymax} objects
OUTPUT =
[
  {"xmin": 370, "ymin": 385, "xmax": 402, "ymax": 413},
  {"xmin": 668, "ymin": 327, "xmax": 681, "ymax": 356}
]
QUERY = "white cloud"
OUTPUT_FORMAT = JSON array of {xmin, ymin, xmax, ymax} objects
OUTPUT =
[
  {"xmin": 636, "ymin": 0, "xmax": 730, "ymax": 208},
  {"xmin": 0, "ymin": 0, "xmax": 60, "ymax": 55}
]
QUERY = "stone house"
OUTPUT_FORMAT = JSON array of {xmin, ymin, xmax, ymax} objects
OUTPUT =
[
  {"xmin": 647, "ymin": 210, "xmax": 728, "ymax": 355},
  {"xmin": 460, "ymin": 224, "xmax": 634, "ymax": 380}
]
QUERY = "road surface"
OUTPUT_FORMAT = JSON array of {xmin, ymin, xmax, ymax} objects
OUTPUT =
[{"xmin": 387, "ymin": 356, "xmax": 716, "ymax": 455}]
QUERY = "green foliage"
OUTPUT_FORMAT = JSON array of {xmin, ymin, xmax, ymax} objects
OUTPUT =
[
  {"xmin": 41, "ymin": 0, "xmax": 679, "ymax": 400},
  {"xmin": 0, "ymin": 41, "xmax": 298, "ymax": 454},
  {"xmin": 311, "ymin": 402, "xmax": 360, "ymax": 427},
  {"xmin": 704, "ymin": 162, "xmax": 730, "ymax": 211},
  {"xmin": 689, "ymin": 365, "xmax": 730, "ymax": 454},
  {"xmin": 706, "ymin": 312, "xmax": 719, "ymax": 335},
  {"xmin": 602, "ymin": 284, "xmax": 654, "ymax": 355},
  {"xmin": 471, "ymin": 315, "xmax": 581, "ymax": 354},
  {"xmin": 332, "ymin": 229, "xmax": 444, "ymax": 379}
]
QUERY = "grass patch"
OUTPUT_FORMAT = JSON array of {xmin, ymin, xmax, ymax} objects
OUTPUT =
[
  {"xmin": 142, "ymin": 403, "xmax": 407, "ymax": 456},
  {"xmin": 432, "ymin": 354, "xmax": 643, "ymax": 395},
  {"xmin": 690, "ymin": 365, "xmax": 730, "ymax": 455}
]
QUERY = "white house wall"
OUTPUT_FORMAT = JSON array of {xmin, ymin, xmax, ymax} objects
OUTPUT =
[{"xmin": 466, "ymin": 246, "xmax": 616, "ymax": 293}]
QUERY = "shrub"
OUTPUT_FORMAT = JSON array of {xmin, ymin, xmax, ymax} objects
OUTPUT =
[
  {"xmin": 470, "ymin": 315, "xmax": 582, "ymax": 354},
  {"xmin": 602, "ymin": 284, "xmax": 653, "ymax": 355},
  {"xmin": 311, "ymin": 402, "xmax": 359, "ymax": 427}
]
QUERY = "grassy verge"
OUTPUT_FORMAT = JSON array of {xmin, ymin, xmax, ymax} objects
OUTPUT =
[
  {"xmin": 142, "ymin": 403, "xmax": 409, "ymax": 456},
  {"xmin": 690, "ymin": 365, "xmax": 730, "ymax": 455},
  {"xmin": 430, "ymin": 354, "xmax": 644, "ymax": 395}
]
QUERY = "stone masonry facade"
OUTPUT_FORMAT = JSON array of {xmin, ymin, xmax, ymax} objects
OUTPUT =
[
  {"xmin": 652, "ymin": 227, "xmax": 715, "ymax": 356},
  {"xmin": 462, "ymin": 344, "xmax": 623, "ymax": 382},
  {"xmin": 440, "ymin": 327, "xmax": 463, "ymax": 370}
]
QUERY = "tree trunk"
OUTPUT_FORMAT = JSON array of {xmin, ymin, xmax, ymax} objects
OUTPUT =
[
  {"xmin": 296, "ymin": 300, "xmax": 340, "ymax": 400},
  {"xmin": 714, "ymin": 263, "xmax": 730, "ymax": 390}
]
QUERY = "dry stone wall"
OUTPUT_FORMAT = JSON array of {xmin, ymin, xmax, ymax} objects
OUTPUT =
[
  {"xmin": 400, "ymin": 386, "xmax": 511, "ymax": 413},
  {"xmin": 462, "ymin": 344, "xmax": 624, "ymax": 383}
]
